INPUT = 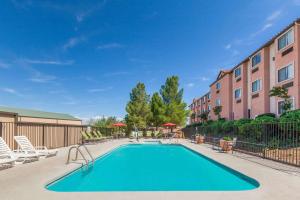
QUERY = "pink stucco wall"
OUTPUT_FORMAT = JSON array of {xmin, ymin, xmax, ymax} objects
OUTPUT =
[
  {"xmin": 190, "ymin": 20, "xmax": 300, "ymax": 122},
  {"xmin": 210, "ymin": 72, "xmax": 233, "ymax": 120},
  {"xmin": 232, "ymin": 62, "xmax": 248, "ymax": 119}
]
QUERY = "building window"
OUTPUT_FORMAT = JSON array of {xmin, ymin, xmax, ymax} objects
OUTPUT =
[
  {"xmin": 234, "ymin": 67, "xmax": 241, "ymax": 78},
  {"xmin": 207, "ymin": 93, "xmax": 211, "ymax": 99},
  {"xmin": 278, "ymin": 29, "xmax": 294, "ymax": 50},
  {"xmin": 277, "ymin": 101, "xmax": 285, "ymax": 115},
  {"xmin": 208, "ymin": 105, "xmax": 211, "ymax": 111},
  {"xmin": 216, "ymin": 82, "xmax": 221, "ymax": 90},
  {"xmin": 234, "ymin": 88, "xmax": 241, "ymax": 99},
  {"xmin": 278, "ymin": 63, "xmax": 294, "ymax": 82},
  {"xmin": 278, "ymin": 98, "xmax": 294, "ymax": 115},
  {"xmin": 252, "ymin": 53, "xmax": 261, "ymax": 67},
  {"xmin": 252, "ymin": 79, "xmax": 261, "ymax": 93},
  {"xmin": 215, "ymin": 99, "xmax": 221, "ymax": 106}
]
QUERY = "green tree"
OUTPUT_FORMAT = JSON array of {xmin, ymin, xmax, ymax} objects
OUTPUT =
[
  {"xmin": 125, "ymin": 82, "xmax": 151, "ymax": 130},
  {"xmin": 213, "ymin": 106, "xmax": 222, "ymax": 120},
  {"xmin": 269, "ymin": 86, "xmax": 292, "ymax": 114},
  {"xmin": 160, "ymin": 76, "xmax": 188, "ymax": 126},
  {"xmin": 91, "ymin": 116, "xmax": 118, "ymax": 127},
  {"xmin": 150, "ymin": 92, "xmax": 166, "ymax": 130}
]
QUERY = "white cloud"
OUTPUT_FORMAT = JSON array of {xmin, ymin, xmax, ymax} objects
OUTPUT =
[
  {"xmin": 23, "ymin": 59, "xmax": 74, "ymax": 65},
  {"xmin": 88, "ymin": 87, "xmax": 113, "ymax": 93},
  {"xmin": 63, "ymin": 36, "xmax": 85, "ymax": 50},
  {"xmin": 225, "ymin": 44, "xmax": 231, "ymax": 50},
  {"xmin": 200, "ymin": 76, "xmax": 210, "ymax": 81},
  {"xmin": 75, "ymin": 0, "xmax": 107, "ymax": 23},
  {"xmin": 262, "ymin": 23, "xmax": 273, "ymax": 31},
  {"xmin": 266, "ymin": 10, "xmax": 282, "ymax": 21},
  {"xmin": 294, "ymin": 0, "xmax": 300, "ymax": 5},
  {"xmin": 1, "ymin": 87, "xmax": 23, "ymax": 97},
  {"xmin": 0, "ymin": 61, "xmax": 10, "ymax": 68},
  {"xmin": 97, "ymin": 43, "xmax": 124, "ymax": 50},
  {"xmin": 251, "ymin": 23, "xmax": 273, "ymax": 37},
  {"xmin": 29, "ymin": 71, "xmax": 57, "ymax": 83},
  {"xmin": 187, "ymin": 83, "xmax": 195, "ymax": 88},
  {"xmin": 2, "ymin": 88, "xmax": 17, "ymax": 94}
]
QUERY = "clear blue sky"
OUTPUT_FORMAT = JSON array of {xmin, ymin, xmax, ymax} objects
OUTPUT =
[{"xmin": 0, "ymin": 0, "xmax": 299, "ymax": 120}]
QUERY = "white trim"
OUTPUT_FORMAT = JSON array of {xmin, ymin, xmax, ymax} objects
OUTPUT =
[
  {"xmin": 277, "ymin": 27, "xmax": 295, "ymax": 52},
  {"xmin": 276, "ymin": 61, "xmax": 295, "ymax": 84}
]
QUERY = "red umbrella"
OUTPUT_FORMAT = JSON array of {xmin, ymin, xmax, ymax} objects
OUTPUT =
[
  {"xmin": 112, "ymin": 122, "xmax": 126, "ymax": 139},
  {"xmin": 162, "ymin": 123, "xmax": 176, "ymax": 138},
  {"xmin": 162, "ymin": 122, "xmax": 176, "ymax": 127},
  {"xmin": 112, "ymin": 122, "xmax": 126, "ymax": 127}
]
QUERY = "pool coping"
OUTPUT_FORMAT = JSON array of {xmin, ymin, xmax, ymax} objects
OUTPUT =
[{"xmin": 1, "ymin": 139, "xmax": 300, "ymax": 200}]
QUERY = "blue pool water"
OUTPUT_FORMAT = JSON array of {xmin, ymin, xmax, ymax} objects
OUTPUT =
[{"xmin": 47, "ymin": 144, "xmax": 259, "ymax": 192}]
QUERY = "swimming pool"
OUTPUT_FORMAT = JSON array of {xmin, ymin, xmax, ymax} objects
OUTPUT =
[{"xmin": 47, "ymin": 144, "xmax": 259, "ymax": 192}]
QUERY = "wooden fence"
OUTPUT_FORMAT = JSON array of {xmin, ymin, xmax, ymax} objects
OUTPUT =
[{"xmin": 0, "ymin": 122, "xmax": 87, "ymax": 149}]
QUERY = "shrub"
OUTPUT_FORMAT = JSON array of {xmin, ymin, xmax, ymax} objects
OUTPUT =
[
  {"xmin": 279, "ymin": 109, "xmax": 300, "ymax": 131},
  {"xmin": 256, "ymin": 113, "xmax": 276, "ymax": 118},
  {"xmin": 221, "ymin": 121, "xmax": 235, "ymax": 134},
  {"xmin": 223, "ymin": 136, "xmax": 232, "ymax": 141},
  {"xmin": 253, "ymin": 116, "xmax": 277, "ymax": 123},
  {"xmin": 238, "ymin": 123, "xmax": 262, "ymax": 142},
  {"xmin": 142, "ymin": 129, "xmax": 147, "ymax": 137},
  {"xmin": 279, "ymin": 109, "xmax": 300, "ymax": 123},
  {"xmin": 233, "ymin": 118, "xmax": 252, "ymax": 127},
  {"xmin": 210, "ymin": 120, "xmax": 225, "ymax": 136},
  {"xmin": 151, "ymin": 131, "xmax": 155, "ymax": 138}
]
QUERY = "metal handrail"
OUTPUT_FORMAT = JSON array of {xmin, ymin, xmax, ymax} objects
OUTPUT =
[
  {"xmin": 75, "ymin": 144, "xmax": 95, "ymax": 164},
  {"xmin": 66, "ymin": 144, "xmax": 94, "ymax": 167}
]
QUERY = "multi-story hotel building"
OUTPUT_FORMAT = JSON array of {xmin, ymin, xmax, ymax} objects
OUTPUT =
[
  {"xmin": 189, "ymin": 18, "xmax": 300, "ymax": 123},
  {"xmin": 189, "ymin": 92, "xmax": 211, "ymax": 123}
]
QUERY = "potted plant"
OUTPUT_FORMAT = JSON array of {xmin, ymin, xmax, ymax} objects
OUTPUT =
[
  {"xmin": 220, "ymin": 136, "xmax": 233, "ymax": 151},
  {"xmin": 197, "ymin": 134, "xmax": 205, "ymax": 144}
]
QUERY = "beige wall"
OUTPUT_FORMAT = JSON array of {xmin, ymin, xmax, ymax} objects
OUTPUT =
[
  {"xmin": 18, "ymin": 116, "xmax": 82, "ymax": 125},
  {"xmin": 0, "ymin": 113, "xmax": 16, "ymax": 122}
]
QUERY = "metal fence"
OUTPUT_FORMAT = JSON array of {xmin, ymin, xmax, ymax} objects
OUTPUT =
[
  {"xmin": 183, "ymin": 122, "xmax": 300, "ymax": 167},
  {"xmin": 0, "ymin": 122, "xmax": 87, "ymax": 149}
]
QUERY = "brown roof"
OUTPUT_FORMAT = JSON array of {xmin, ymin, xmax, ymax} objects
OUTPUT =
[{"xmin": 209, "ymin": 70, "xmax": 232, "ymax": 86}]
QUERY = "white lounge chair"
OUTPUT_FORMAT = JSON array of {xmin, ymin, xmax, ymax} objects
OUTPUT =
[
  {"xmin": 14, "ymin": 136, "xmax": 58, "ymax": 158},
  {"xmin": 0, "ymin": 138, "xmax": 17, "ymax": 168},
  {"xmin": 0, "ymin": 156, "xmax": 17, "ymax": 168},
  {"xmin": 0, "ymin": 137, "xmax": 39, "ymax": 163}
]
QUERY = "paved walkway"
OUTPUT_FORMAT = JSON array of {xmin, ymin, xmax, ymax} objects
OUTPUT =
[{"xmin": 0, "ymin": 139, "xmax": 300, "ymax": 200}]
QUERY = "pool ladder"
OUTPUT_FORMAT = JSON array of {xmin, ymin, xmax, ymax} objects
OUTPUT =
[{"xmin": 66, "ymin": 144, "xmax": 95, "ymax": 168}]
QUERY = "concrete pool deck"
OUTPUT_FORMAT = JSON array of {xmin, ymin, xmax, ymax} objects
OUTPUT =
[{"xmin": 0, "ymin": 139, "xmax": 300, "ymax": 200}]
